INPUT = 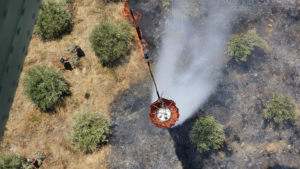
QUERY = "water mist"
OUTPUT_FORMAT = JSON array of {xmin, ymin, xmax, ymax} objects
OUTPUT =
[{"xmin": 151, "ymin": 0, "xmax": 234, "ymax": 125}]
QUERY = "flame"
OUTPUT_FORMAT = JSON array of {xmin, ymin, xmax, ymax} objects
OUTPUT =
[
  {"xmin": 122, "ymin": 0, "xmax": 149, "ymax": 59},
  {"xmin": 122, "ymin": 1, "xmax": 142, "ymax": 24}
]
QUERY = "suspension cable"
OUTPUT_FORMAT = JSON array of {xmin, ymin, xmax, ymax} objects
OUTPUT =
[
  {"xmin": 147, "ymin": 62, "xmax": 160, "ymax": 101},
  {"xmin": 125, "ymin": 1, "xmax": 161, "ymax": 101}
]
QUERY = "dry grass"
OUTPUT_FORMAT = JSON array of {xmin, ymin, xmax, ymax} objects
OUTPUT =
[{"xmin": 1, "ymin": 0, "xmax": 149, "ymax": 168}]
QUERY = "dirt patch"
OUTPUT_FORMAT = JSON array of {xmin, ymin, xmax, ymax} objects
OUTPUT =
[{"xmin": 266, "ymin": 141, "xmax": 288, "ymax": 153}]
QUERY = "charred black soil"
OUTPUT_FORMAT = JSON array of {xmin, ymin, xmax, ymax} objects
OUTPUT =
[{"xmin": 108, "ymin": 0, "xmax": 300, "ymax": 168}]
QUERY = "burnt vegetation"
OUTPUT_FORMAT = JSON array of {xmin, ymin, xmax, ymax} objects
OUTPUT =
[{"xmin": 110, "ymin": 0, "xmax": 300, "ymax": 169}]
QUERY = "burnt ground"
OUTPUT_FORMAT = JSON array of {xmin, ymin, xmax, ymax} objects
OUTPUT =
[{"xmin": 108, "ymin": 0, "xmax": 300, "ymax": 168}]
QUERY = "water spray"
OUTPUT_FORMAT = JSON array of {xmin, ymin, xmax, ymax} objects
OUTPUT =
[{"xmin": 123, "ymin": 0, "xmax": 180, "ymax": 129}]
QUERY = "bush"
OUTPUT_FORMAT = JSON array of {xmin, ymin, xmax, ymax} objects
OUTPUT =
[
  {"xmin": 189, "ymin": 116, "xmax": 225, "ymax": 153},
  {"xmin": 227, "ymin": 34, "xmax": 268, "ymax": 62},
  {"xmin": 89, "ymin": 20, "xmax": 132, "ymax": 64},
  {"xmin": 163, "ymin": 0, "xmax": 173, "ymax": 10},
  {"xmin": 35, "ymin": 1, "xmax": 71, "ymax": 39},
  {"xmin": 68, "ymin": 109, "xmax": 111, "ymax": 152},
  {"xmin": 0, "ymin": 153, "xmax": 26, "ymax": 169},
  {"xmin": 22, "ymin": 66, "xmax": 69, "ymax": 111},
  {"xmin": 264, "ymin": 93, "xmax": 297, "ymax": 123}
]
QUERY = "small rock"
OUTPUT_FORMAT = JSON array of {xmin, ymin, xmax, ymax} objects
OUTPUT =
[
  {"xmin": 295, "ymin": 149, "xmax": 298, "ymax": 153},
  {"xmin": 270, "ymin": 19, "xmax": 274, "ymax": 23},
  {"xmin": 266, "ymin": 143, "xmax": 277, "ymax": 153},
  {"xmin": 254, "ymin": 73, "xmax": 258, "ymax": 77},
  {"xmin": 259, "ymin": 150, "xmax": 264, "ymax": 154},
  {"xmin": 82, "ymin": 67, "xmax": 87, "ymax": 74},
  {"xmin": 288, "ymin": 145, "xmax": 291, "ymax": 149},
  {"xmin": 218, "ymin": 151, "xmax": 225, "ymax": 158},
  {"xmin": 241, "ymin": 142, "xmax": 245, "ymax": 148},
  {"xmin": 268, "ymin": 24, "xmax": 273, "ymax": 28}
]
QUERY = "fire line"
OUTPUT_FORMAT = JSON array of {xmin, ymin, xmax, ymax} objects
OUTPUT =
[{"xmin": 122, "ymin": 0, "xmax": 180, "ymax": 129}]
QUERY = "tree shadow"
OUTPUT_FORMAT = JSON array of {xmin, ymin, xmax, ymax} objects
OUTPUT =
[
  {"xmin": 263, "ymin": 119, "xmax": 271, "ymax": 129},
  {"xmin": 64, "ymin": 62, "xmax": 73, "ymax": 71},
  {"xmin": 265, "ymin": 163, "xmax": 298, "ymax": 169},
  {"xmin": 168, "ymin": 117, "xmax": 229, "ymax": 169},
  {"xmin": 77, "ymin": 48, "xmax": 85, "ymax": 58},
  {"xmin": 282, "ymin": 120, "xmax": 295, "ymax": 130},
  {"xmin": 263, "ymin": 119, "xmax": 295, "ymax": 131},
  {"xmin": 33, "ymin": 161, "xmax": 40, "ymax": 168},
  {"xmin": 227, "ymin": 46, "xmax": 268, "ymax": 74},
  {"xmin": 82, "ymin": 140, "xmax": 110, "ymax": 155},
  {"xmin": 224, "ymin": 125, "xmax": 233, "ymax": 137},
  {"xmin": 101, "ymin": 50, "xmax": 132, "ymax": 68}
]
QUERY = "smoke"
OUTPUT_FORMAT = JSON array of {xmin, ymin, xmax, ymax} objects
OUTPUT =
[{"xmin": 151, "ymin": 0, "xmax": 234, "ymax": 125}]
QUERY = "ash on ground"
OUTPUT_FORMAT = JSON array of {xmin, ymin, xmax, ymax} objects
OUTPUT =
[{"xmin": 108, "ymin": 0, "xmax": 300, "ymax": 168}]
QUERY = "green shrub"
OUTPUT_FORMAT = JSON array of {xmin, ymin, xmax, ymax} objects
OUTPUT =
[
  {"xmin": 227, "ymin": 34, "xmax": 268, "ymax": 62},
  {"xmin": 0, "ymin": 153, "xmax": 26, "ymax": 169},
  {"xmin": 22, "ymin": 66, "xmax": 69, "ymax": 111},
  {"xmin": 68, "ymin": 109, "xmax": 111, "ymax": 152},
  {"xmin": 163, "ymin": 0, "xmax": 173, "ymax": 10},
  {"xmin": 89, "ymin": 20, "xmax": 132, "ymax": 64},
  {"xmin": 189, "ymin": 116, "xmax": 225, "ymax": 153},
  {"xmin": 264, "ymin": 93, "xmax": 297, "ymax": 123},
  {"xmin": 35, "ymin": 1, "xmax": 71, "ymax": 39}
]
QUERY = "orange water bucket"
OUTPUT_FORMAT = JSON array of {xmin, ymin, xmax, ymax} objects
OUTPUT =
[{"xmin": 149, "ymin": 98, "xmax": 180, "ymax": 129}]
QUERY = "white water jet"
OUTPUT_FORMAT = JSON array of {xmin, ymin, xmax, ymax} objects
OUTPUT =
[{"xmin": 151, "ymin": 0, "xmax": 234, "ymax": 125}]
